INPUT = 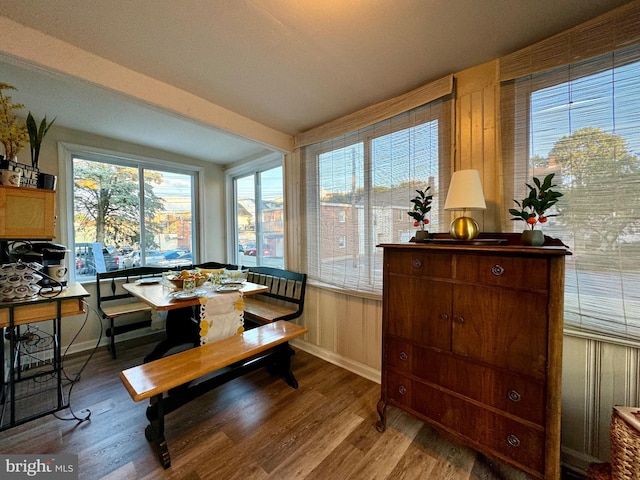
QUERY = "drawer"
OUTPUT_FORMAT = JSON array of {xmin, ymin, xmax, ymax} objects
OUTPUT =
[
  {"xmin": 386, "ymin": 372, "xmax": 412, "ymax": 409},
  {"xmin": 414, "ymin": 344, "xmax": 544, "ymax": 425},
  {"xmin": 413, "ymin": 382, "xmax": 545, "ymax": 475},
  {"xmin": 387, "ymin": 338, "xmax": 545, "ymax": 425},
  {"xmin": 386, "ymin": 338, "xmax": 412, "ymax": 374},
  {"xmin": 387, "ymin": 250, "xmax": 452, "ymax": 278},
  {"xmin": 0, "ymin": 298, "xmax": 86, "ymax": 328},
  {"xmin": 455, "ymin": 254, "xmax": 548, "ymax": 290}
]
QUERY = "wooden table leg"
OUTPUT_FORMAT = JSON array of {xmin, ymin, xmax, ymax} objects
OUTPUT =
[{"xmin": 145, "ymin": 394, "xmax": 171, "ymax": 468}]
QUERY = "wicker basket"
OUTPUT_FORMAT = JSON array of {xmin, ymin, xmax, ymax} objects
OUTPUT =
[{"xmin": 610, "ymin": 406, "xmax": 640, "ymax": 480}]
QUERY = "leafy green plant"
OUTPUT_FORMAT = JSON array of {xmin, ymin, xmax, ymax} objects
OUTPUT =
[
  {"xmin": 509, "ymin": 173, "xmax": 563, "ymax": 230},
  {"xmin": 0, "ymin": 82, "xmax": 28, "ymax": 160},
  {"xmin": 407, "ymin": 186, "xmax": 432, "ymax": 231},
  {"xmin": 27, "ymin": 112, "xmax": 56, "ymax": 169}
]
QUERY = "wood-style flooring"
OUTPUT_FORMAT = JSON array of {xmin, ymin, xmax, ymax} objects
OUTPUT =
[{"xmin": 0, "ymin": 334, "xmax": 583, "ymax": 479}]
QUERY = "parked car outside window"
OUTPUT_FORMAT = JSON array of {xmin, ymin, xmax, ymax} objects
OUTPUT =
[
  {"xmin": 74, "ymin": 243, "xmax": 118, "ymax": 275},
  {"xmin": 121, "ymin": 249, "xmax": 165, "ymax": 268}
]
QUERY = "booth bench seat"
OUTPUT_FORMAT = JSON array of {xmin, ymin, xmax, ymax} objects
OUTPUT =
[{"xmin": 241, "ymin": 266, "xmax": 306, "ymax": 327}]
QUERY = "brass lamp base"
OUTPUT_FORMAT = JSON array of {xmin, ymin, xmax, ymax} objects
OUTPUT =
[{"xmin": 449, "ymin": 216, "xmax": 480, "ymax": 240}]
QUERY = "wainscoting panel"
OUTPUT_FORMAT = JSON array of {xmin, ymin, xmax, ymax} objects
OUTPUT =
[
  {"xmin": 560, "ymin": 335, "xmax": 640, "ymax": 471},
  {"xmin": 299, "ymin": 285, "xmax": 382, "ymax": 374}
]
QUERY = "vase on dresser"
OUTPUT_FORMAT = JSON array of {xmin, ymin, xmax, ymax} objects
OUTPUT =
[
  {"xmin": 414, "ymin": 230, "xmax": 429, "ymax": 241},
  {"xmin": 521, "ymin": 229, "xmax": 544, "ymax": 246}
]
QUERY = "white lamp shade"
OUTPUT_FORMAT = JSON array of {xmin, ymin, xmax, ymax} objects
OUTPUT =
[{"xmin": 443, "ymin": 169, "xmax": 486, "ymax": 211}]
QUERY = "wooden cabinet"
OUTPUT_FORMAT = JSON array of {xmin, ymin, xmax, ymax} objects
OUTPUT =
[
  {"xmin": 377, "ymin": 234, "xmax": 570, "ymax": 479},
  {"xmin": 0, "ymin": 186, "xmax": 55, "ymax": 239}
]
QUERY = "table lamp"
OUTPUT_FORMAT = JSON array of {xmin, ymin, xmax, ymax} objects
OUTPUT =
[{"xmin": 443, "ymin": 169, "xmax": 486, "ymax": 240}]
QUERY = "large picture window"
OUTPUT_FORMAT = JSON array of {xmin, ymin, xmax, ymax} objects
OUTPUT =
[
  {"xmin": 70, "ymin": 150, "xmax": 197, "ymax": 281},
  {"xmin": 303, "ymin": 99, "xmax": 452, "ymax": 295},
  {"xmin": 502, "ymin": 43, "xmax": 640, "ymax": 341}
]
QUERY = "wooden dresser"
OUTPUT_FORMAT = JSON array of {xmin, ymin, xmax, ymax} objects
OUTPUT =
[{"xmin": 376, "ymin": 234, "xmax": 570, "ymax": 479}]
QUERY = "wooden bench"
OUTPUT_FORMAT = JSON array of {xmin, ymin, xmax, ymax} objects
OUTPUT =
[
  {"xmin": 120, "ymin": 320, "xmax": 308, "ymax": 468},
  {"xmin": 96, "ymin": 266, "xmax": 168, "ymax": 359},
  {"xmin": 241, "ymin": 266, "xmax": 307, "ymax": 327}
]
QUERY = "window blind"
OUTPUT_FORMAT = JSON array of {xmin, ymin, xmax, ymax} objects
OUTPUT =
[
  {"xmin": 302, "ymin": 98, "xmax": 452, "ymax": 295},
  {"xmin": 500, "ymin": 1, "xmax": 640, "ymax": 82},
  {"xmin": 501, "ymin": 42, "xmax": 640, "ymax": 340}
]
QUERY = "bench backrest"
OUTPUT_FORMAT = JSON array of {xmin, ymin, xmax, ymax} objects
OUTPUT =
[
  {"xmin": 242, "ymin": 266, "xmax": 307, "ymax": 320},
  {"xmin": 96, "ymin": 266, "xmax": 168, "ymax": 306},
  {"xmin": 191, "ymin": 261, "xmax": 238, "ymax": 271}
]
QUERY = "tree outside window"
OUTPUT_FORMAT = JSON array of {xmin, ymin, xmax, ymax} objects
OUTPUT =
[{"xmin": 72, "ymin": 156, "xmax": 196, "ymax": 279}]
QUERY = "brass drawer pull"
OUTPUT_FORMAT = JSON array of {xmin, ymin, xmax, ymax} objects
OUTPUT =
[
  {"xmin": 398, "ymin": 385, "xmax": 407, "ymax": 395},
  {"xmin": 440, "ymin": 313, "xmax": 449, "ymax": 321},
  {"xmin": 454, "ymin": 315, "xmax": 464, "ymax": 324},
  {"xmin": 507, "ymin": 434, "xmax": 521, "ymax": 447},
  {"xmin": 491, "ymin": 264, "xmax": 505, "ymax": 276},
  {"xmin": 399, "ymin": 352, "xmax": 408, "ymax": 361},
  {"xmin": 508, "ymin": 390, "xmax": 522, "ymax": 402},
  {"xmin": 412, "ymin": 259, "xmax": 422, "ymax": 269}
]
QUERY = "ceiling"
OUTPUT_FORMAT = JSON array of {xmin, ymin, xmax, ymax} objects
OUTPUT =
[{"xmin": 0, "ymin": 0, "xmax": 632, "ymax": 164}]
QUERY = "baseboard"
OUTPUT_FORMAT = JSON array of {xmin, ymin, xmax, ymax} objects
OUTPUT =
[
  {"xmin": 562, "ymin": 445, "xmax": 605, "ymax": 476},
  {"xmin": 290, "ymin": 338, "xmax": 381, "ymax": 384},
  {"xmin": 61, "ymin": 327, "xmax": 159, "ymax": 356}
]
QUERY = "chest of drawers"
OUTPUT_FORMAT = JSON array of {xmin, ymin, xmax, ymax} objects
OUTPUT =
[{"xmin": 376, "ymin": 235, "xmax": 570, "ymax": 479}]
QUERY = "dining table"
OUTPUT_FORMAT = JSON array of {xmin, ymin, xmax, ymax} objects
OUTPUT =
[
  {"xmin": 122, "ymin": 279, "xmax": 268, "ymax": 310},
  {"xmin": 122, "ymin": 279, "xmax": 269, "ymax": 362}
]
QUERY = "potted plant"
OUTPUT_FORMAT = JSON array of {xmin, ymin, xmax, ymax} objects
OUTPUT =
[
  {"xmin": 509, "ymin": 173, "xmax": 563, "ymax": 246},
  {"xmin": 0, "ymin": 82, "xmax": 28, "ymax": 162},
  {"xmin": 27, "ymin": 112, "xmax": 56, "ymax": 170},
  {"xmin": 408, "ymin": 186, "xmax": 432, "ymax": 241}
]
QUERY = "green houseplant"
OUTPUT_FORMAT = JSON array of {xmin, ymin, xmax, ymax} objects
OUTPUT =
[
  {"xmin": 27, "ymin": 112, "xmax": 56, "ymax": 169},
  {"xmin": 408, "ymin": 186, "xmax": 432, "ymax": 241},
  {"xmin": 509, "ymin": 173, "xmax": 563, "ymax": 245},
  {"xmin": 0, "ymin": 82, "xmax": 28, "ymax": 161}
]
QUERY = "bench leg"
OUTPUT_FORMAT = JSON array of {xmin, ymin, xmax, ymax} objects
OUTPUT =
[
  {"xmin": 108, "ymin": 317, "xmax": 117, "ymax": 359},
  {"xmin": 145, "ymin": 394, "xmax": 171, "ymax": 469},
  {"xmin": 269, "ymin": 343, "xmax": 299, "ymax": 389}
]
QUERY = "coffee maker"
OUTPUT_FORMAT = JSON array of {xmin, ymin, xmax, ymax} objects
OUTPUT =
[{"xmin": 9, "ymin": 242, "xmax": 68, "ymax": 286}]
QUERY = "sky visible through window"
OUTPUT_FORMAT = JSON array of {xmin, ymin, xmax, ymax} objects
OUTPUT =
[
  {"xmin": 318, "ymin": 120, "xmax": 439, "ymax": 195},
  {"xmin": 530, "ymin": 61, "xmax": 640, "ymax": 160}
]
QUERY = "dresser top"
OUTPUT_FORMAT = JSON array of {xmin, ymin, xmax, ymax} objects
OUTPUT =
[{"xmin": 378, "ymin": 232, "xmax": 571, "ymax": 256}]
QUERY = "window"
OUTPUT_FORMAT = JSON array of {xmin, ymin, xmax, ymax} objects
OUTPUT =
[
  {"xmin": 303, "ymin": 99, "xmax": 452, "ymax": 294},
  {"xmin": 502, "ymin": 43, "xmax": 640, "ymax": 341},
  {"xmin": 69, "ymin": 150, "xmax": 197, "ymax": 281},
  {"xmin": 232, "ymin": 163, "xmax": 284, "ymax": 269}
]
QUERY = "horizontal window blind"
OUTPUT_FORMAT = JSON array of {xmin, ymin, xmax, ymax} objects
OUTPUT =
[
  {"xmin": 296, "ymin": 75, "xmax": 453, "ymax": 148},
  {"xmin": 502, "ymin": 42, "xmax": 640, "ymax": 340},
  {"xmin": 302, "ymin": 98, "xmax": 452, "ymax": 294}
]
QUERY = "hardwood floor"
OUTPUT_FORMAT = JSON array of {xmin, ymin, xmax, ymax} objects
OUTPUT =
[{"xmin": 0, "ymin": 334, "xmax": 580, "ymax": 479}]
